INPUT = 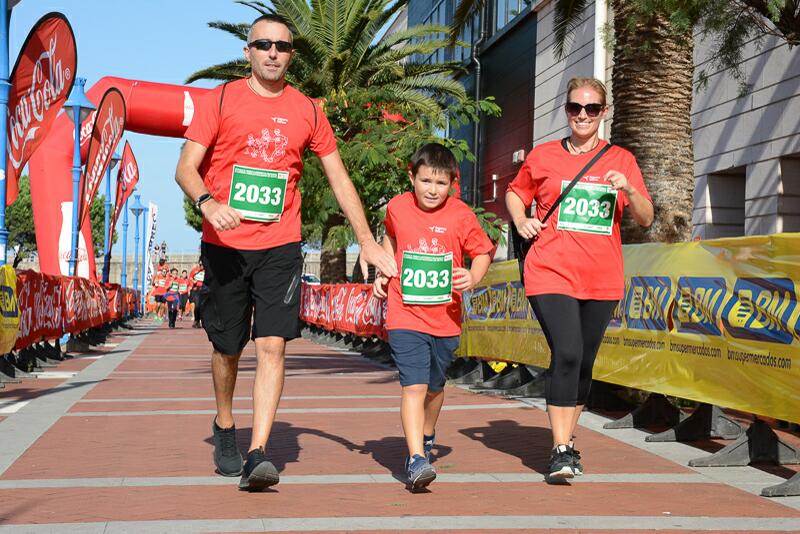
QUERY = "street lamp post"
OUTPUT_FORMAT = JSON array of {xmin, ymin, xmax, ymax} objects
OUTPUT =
[
  {"xmin": 130, "ymin": 195, "xmax": 144, "ymax": 313},
  {"xmin": 63, "ymin": 78, "xmax": 96, "ymax": 276},
  {"xmin": 102, "ymin": 148, "xmax": 122, "ymax": 283},
  {"xmin": 141, "ymin": 206, "xmax": 149, "ymax": 314},
  {"xmin": 0, "ymin": 0, "xmax": 12, "ymax": 265},
  {"xmin": 120, "ymin": 198, "xmax": 130, "ymax": 288}
]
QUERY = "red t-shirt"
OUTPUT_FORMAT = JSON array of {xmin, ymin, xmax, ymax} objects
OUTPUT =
[
  {"xmin": 153, "ymin": 274, "xmax": 167, "ymax": 296},
  {"xmin": 189, "ymin": 266, "xmax": 205, "ymax": 288},
  {"xmin": 178, "ymin": 277, "xmax": 190, "ymax": 295},
  {"xmin": 507, "ymin": 139, "xmax": 651, "ymax": 300},
  {"xmin": 185, "ymin": 79, "xmax": 338, "ymax": 250},
  {"xmin": 384, "ymin": 192, "xmax": 494, "ymax": 337}
]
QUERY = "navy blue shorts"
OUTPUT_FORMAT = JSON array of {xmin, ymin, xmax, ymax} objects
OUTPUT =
[{"xmin": 387, "ymin": 329, "xmax": 460, "ymax": 391}]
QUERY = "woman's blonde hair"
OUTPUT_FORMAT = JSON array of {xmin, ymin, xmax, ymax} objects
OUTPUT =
[{"xmin": 566, "ymin": 77, "xmax": 607, "ymax": 106}]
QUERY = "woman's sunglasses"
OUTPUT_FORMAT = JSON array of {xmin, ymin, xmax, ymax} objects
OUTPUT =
[
  {"xmin": 565, "ymin": 102, "xmax": 605, "ymax": 117},
  {"xmin": 248, "ymin": 39, "xmax": 293, "ymax": 53}
]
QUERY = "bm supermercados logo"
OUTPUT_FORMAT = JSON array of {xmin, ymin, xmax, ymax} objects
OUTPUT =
[
  {"xmin": 673, "ymin": 277, "xmax": 726, "ymax": 336},
  {"xmin": 0, "ymin": 285, "xmax": 18, "ymax": 319},
  {"xmin": 721, "ymin": 278, "xmax": 796, "ymax": 345},
  {"xmin": 625, "ymin": 276, "xmax": 672, "ymax": 330}
]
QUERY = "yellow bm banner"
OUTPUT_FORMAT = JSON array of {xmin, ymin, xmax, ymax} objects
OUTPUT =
[{"xmin": 460, "ymin": 234, "xmax": 800, "ymax": 423}]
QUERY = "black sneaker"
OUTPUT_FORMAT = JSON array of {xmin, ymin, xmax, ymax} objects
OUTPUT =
[
  {"xmin": 567, "ymin": 444, "xmax": 583, "ymax": 476},
  {"xmin": 212, "ymin": 418, "xmax": 243, "ymax": 477},
  {"xmin": 238, "ymin": 447, "xmax": 279, "ymax": 492},
  {"xmin": 545, "ymin": 445, "xmax": 575, "ymax": 483},
  {"xmin": 423, "ymin": 433, "xmax": 435, "ymax": 461}
]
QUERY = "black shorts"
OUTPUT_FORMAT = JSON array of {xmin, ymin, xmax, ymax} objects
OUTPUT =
[
  {"xmin": 154, "ymin": 294, "xmax": 165, "ymax": 303},
  {"xmin": 200, "ymin": 241, "xmax": 303, "ymax": 355},
  {"xmin": 180, "ymin": 294, "xmax": 189, "ymax": 308}
]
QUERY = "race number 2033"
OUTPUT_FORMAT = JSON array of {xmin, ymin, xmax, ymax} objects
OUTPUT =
[
  {"xmin": 556, "ymin": 181, "xmax": 618, "ymax": 235},
  {"xmin": 400, "ymin": 251, "xmax": 453, "ymax": 305},
  {"xmin": 228, "ymin": 165, "xmax": 288, "ymax": 222}
]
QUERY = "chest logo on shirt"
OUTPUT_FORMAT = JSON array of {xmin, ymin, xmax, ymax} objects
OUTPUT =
[
  {"xmin": 429, "ymin": 226, "xmax": 447, "ymax": 234},
  {"xmin": 245, "ymin": 128, "xmax": 288, "ymax": 163},
  {"xmin": 408, "ymin": 237, "xmax": 447, "ymax": 254},
  {"xmin": 272, "ymin": 117, "xmax": 288, "ymax": 125}
]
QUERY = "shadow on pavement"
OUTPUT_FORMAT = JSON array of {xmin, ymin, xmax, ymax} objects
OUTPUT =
[{"xmin": 460, "ymin": 419, "xmax": 552, "ymax": 474}]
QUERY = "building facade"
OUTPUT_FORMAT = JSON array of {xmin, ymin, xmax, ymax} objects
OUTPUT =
[{"xmin": 403, "ymin": 0, "xmax": 800, "ymax": 241}]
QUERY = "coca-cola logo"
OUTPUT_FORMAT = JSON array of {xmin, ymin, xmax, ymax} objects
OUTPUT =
[
  {"xmin": 83, "ymin": 99, "xmax": 124, "ymax": 206},
  {"xmin": 120, "ymin": 160, "xmax": 137, "ymax": 189},
  {"xmin": 8, "ymin": 35, "xmax": 71, "ymax": 170}
]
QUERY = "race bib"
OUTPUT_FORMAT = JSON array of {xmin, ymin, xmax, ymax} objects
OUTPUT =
[
  {"xmin": 169, "ymin": 282, "xmax": 179, "ymax": 292},
  {"xmin": 194, "ymin": 271, "xmax": 205, "ymax": 282},
  {"xmin": 556, "ymin": 181, "xmax": 618, "ymax": 235},
  {"xmin": 228, "ymin": 164, "xmax": 288, "ymax": 222},
  {"xmin": 157, "ymin": 279, "xmax": 166, "ymax": 287},
  {"xmin": 400, "ymin": 251, "xmax": 453, "ymax": 305},
  {"xmin": 179, "ymin": 283, "xmax": 188, "ymax": 292}
]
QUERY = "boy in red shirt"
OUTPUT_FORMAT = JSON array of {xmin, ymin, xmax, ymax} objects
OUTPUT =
[
  {"xmin": 152, "ymin": 268, "xmax": 169, "ymax": 320},
  {"xmin": 374, "ymin": 143, "xmax": 493, "ymax": 490}
]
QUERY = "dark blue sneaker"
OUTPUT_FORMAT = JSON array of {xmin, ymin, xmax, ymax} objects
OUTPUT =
[
  {"xmin": 406, "ymin": 454, "xmax": 436, "ymax": 491},
  {"xmin": 238, "ymin": 447, "xmax": 279, "ymax": 492},
  {"xmin": 423, "ymin": 433, "xmax": 435, "ymax": 461}
]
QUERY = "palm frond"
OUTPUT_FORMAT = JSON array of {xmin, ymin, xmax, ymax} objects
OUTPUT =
[
  {"xmin": 553, "ymin": 0, "xmax": 592, "ymax": 60},
  {"xmin": 207, "ymin": 21, "xmax": 250, "ymax": 41},
  {"xmin": 450, "ymin": 0, "xmax": 484, "ymax": 42},
  {"xmin": 185, "ymin": 59, "xmax": 249, "ymax": 84}
]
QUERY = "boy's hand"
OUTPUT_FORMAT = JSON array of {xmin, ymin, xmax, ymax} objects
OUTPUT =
[
  {"xmin": 372, "ymin": 274, "xmax": 390, "ymax": 299},
  {"xmin": 452, "ymin": 268, "xmax": 475, "ymax": 291}
]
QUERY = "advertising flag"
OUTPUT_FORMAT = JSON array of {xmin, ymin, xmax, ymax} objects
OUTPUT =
[
  {"xmin": 6, "ymin": 12, "xmax": 76, "ymax": 205},
  {"xmin": 78, "ymin": 88, "xmax": 125, "ymax": 228},
  {"xmin": 108, "ymin": 140, "xmax": 139, "ymax": 247}
]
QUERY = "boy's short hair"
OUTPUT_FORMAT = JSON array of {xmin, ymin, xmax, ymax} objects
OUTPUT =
[{"xmin": 409, "ymin": 143, "xmax": 458, "ymax": 181}]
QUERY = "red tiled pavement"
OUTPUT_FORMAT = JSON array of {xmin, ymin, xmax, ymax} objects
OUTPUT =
[{"xmin": 0, "ymin": 321, "xmax": 798, "ymax": 532}]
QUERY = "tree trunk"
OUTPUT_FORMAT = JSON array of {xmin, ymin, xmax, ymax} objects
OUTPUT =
[
  {"xmin": 319, "ymin": 213, "xmax": 347, "ymax": 283},
  {"xmin": 610, "ymin": 0, "xmax": 695, "ymax": 243}
]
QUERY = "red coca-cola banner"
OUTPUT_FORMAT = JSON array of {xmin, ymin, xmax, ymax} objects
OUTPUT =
[
  {"xmin": 15, "ymin": 270, "xmax": 64, "ymax": 350},
  {"xmin": 61, "ymin": 276, "xmax": 108, "ymax": 334},
  {"xmin": 6, "ymin": 12, "xmax": 77, "ymax": 205},
  {"xmin": 108, "ymin": 140, "xmax": 139, "ymax": 247},
  {"xmin": 78, "ymin": 88, "xmax": 125, "ymax": 228},
  {"xmin": 300, "ymin": 283, "xmax": 387, "ymax": 340}
]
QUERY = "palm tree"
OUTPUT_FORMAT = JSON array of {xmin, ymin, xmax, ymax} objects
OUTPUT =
[
  {"xmin": 188, "ymin": 0, "xmax": 476, "ymax": 281},
  {"xmin": 451, "ymin": 0, "xmax": 800, "ymax": 243}
]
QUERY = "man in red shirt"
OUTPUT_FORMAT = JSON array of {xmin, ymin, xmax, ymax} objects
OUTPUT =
[
  {"xmin": 152, "ymin": 267, "xmax": 169, "ymax": 320},
  {"xmin": 178, "ymin": 269, "xmax": 191, "ymax": 320},
  {"xmin": 188, "ymin": 259, "xmax": 204, "ymax": 328},
  {"xmin": 175, "ymin": 14, "xmax": 396, "ymax": 492}
]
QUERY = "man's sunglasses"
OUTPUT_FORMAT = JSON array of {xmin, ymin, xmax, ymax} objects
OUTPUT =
[
  {"xmin": 248, "ymin": 39, "xmax": 293, "ymax": 53},
  {"xmin": 565, "ymin": 102, "xmax": 605, "ymax": 117}
]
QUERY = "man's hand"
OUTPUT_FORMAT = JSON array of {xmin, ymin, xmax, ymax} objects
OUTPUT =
[
  {"xmin": 372, "ymin": 274, "xmax": 390, "ymax": 299},
  {"xmin": 452, "ymin": 267, "xmax": 476, "ymax": 291},
  {"xmin": 201, "ymin": 199, "xmax": 242, "ymax": 232},
  {"xmin": 359, "ymin": 239, "xmax": 398, "ymax": 279}
]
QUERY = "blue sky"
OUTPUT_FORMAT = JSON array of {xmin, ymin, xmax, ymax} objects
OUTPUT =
[{"xmin": 9, "ymin": 0, "xmax": 262, "ymax": 256}]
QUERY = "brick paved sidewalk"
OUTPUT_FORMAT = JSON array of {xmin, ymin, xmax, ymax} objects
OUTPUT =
[{"xmin": 0, "ymin": 321, "xmax": 799, "ymax": 532}]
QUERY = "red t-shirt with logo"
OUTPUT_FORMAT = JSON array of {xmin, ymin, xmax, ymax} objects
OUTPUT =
[
  {"xmin": 507, "ymin": 139, "xmax": 651, "ymax": 300},
  {"xmin": 185, "ymin": 79, "xmax": 338, "ymax": 250},
  {"xmin": 384, "ymin": 192, "xmax": 494, "ymax": 337},
  {"xmin": 189, "ymin": 266, "xmax": 205, "ymax": 288},
  {"xmin": 153, "ymin": 274, "xmax": 167, "ymax": 296},
  {"xmin": 178, "ymin": 277, "xmax": 190, "ymax": 295}
]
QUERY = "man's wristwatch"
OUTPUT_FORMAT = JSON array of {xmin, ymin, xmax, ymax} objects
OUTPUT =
[{"xmin": 194, "ymin": 193, "xmax": 213, "ymax": 210}]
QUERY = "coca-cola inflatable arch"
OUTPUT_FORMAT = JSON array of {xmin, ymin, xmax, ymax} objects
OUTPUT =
[{"xmin": 29, "ymin": 77, "xmax": 210, "ymax": 280}]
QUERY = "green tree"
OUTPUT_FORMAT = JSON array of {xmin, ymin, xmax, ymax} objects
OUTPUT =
[
  {"xmin": 188, "ymin": 0, "xmax": 502, "ymax": 282},
  {"xmin": 7, "ymin": 175, "xmax": 116, "ymax": 267},
  {"xmin": 183, "ymin": 196, "xmax": 203, "ymax": 233}
]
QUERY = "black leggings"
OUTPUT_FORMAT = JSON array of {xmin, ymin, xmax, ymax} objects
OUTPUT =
[{"xmin": 528, "ymin": 295, "xmax": 617, "ymax": 407}]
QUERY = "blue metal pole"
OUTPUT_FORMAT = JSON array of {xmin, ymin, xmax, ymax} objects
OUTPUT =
[
  {"xmin": 0, "ymin": 0, "xmax": 12, "ymax": 265},
  {"xmin": 141, "ymin": 207, "xmax": 148, "ymax": 314},
  {"xmin": 132, "ymin": 200, "xmax": 140, "ymax": 301},
  {"xmin": 68, "ymin": 79, "xmax": 87, "ymax": 276},
  {"xmin": 121, "ymin": 198, "xmax": 129, "ymax": 288},
  {"xmin": 102, "ymin": 164, "xmax": 112, "ymax": 282}
]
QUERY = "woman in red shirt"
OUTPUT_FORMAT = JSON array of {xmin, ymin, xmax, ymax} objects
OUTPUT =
[{"xmin": 506, "ymin": 77, "xmax": 654, "ymax": 482}]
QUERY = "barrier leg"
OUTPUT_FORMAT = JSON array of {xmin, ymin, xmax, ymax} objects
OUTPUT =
[
  {"xmin": 451, "ymin": 360, "xmax": 494, "ymax": 385},
  {"xmin": 446, "ymin": 357, "xmax": 478, "ymax": 380},
  {"xmin": 586, "ymin": 380, "xmax": 637, "ymax": 412},
  {"xmin": 33, "ymin": 344, "xmax": 58, "ymax": 368},
  {"xmin": 603, "ymin": 393, "xmax": 685, "ymax": 430},
  {"xmin": 688, "ymin": 419, "xmax": 800, "ymax": 467},
  {"xmin": 501, "ymin": 366, "xmax": 546, "ymax": 398},
  {"xmin": 0, "ymin": 354, "xmax": 23, "ymax": 383},
  {"xmin": 646, "ymin": 404, "xmax": 743, "ymax": 442},
  {"xmin": 360, "ymin": 339, "xmax": 392, "ymax": 364},
  {"xmin": 66, "ymin": 335, "xmax": 91, "ymax": 353},
  {"xmin": 761, "ymin": 471, "xmax": 800, "ymax": 497}
]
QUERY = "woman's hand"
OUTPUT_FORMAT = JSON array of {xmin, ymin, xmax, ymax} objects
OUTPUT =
[
  {"xmin": 372, "ymin": 274, "xmax": 390, "ymax": 299},
  {"xmin": 604, "ymin": 170, "xmax": 634, "ymax": 195},
  {"xmin": 513, "ymin": 216, "xmax": 547, "ymax": 240},
  {"xmin": 452, "ymin": 268, "xmax": 475, "ymax": 291}
]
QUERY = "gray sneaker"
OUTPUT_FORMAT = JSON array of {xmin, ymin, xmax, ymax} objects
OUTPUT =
[
  {"xmin": 545, "ymin": 445, "xmax": 575, "ymax": 483},
  {"xmin": 406, "ymin": 454, "xmax": 436, "ymax": 491},
  {"xmin": 423, "ymin": 433, "xmax": 435, "ymax": 461},
  {"xmin": 212, "ymin": 419, "xmax": 243, "ymax": 477}
]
